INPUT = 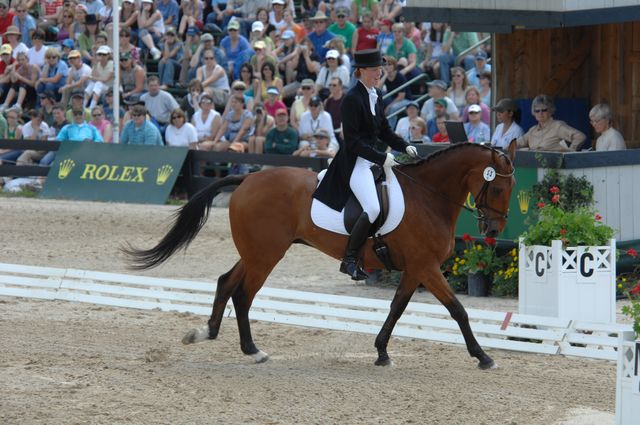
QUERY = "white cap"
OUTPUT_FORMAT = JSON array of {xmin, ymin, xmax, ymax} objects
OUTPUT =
[
  {"xmin": 468, "ymin": 104, "xmax": 482, "ymax": 113},
  {"xmin": 96, "ymin": 45, "xmax": 111, "ymax": 55},
  {"xmin": 326, "ymin": 49, "xmax": 339, "ymax": 59},
  {"xmin": 272, "ymin": 0, "xmax": 285, "ymax": 4},
  {"xmin": 252, "ymin": 21, "xmax": 264, "ymax": 32}
]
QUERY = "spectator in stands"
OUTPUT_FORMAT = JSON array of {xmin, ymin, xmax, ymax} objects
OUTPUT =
[
  {"xmin": 192, "ymin": 92, "xmax": 221, "ymax": 149},
  {"xmin": 65, "ymin": 90, "xmax": 92, "ymax": 121},
  {"xmin": 211, "ymin": 93, "xmax": 253, "ymax": 152},
  {"xmin": 420, "ymin": 22, "xmax": 447, "ymax": 80},
  {"xmin": 446, "ymin": 66, "xmax": 468, "ymax": 113},
  {"xmin": 49, "ymin": 103, "xmax": 69, "ymax": 138},
  {"xmin": 464, "ymin": 104, "xmax": 490, "ymax": 143},
  {"xmin": 204, "ymin": 0, "xmax": 226, "ymax": 29},
  {"xmin": 426, "ymin": 98, "xmax": 448, "ymax": 139},
  {"xmin": 0, "ymin": 108, "xmax": 22, "ymax": 164},
  {"xmin": 290, "ymin": 78, "xmax": 315, "ymax": 130},
  {"xmin": 490, "ymin": 98, "xmax": 523, "ymax": 149},
  {"xmin": 420, "ymin": 79, "xmax": 458, "ymax": 122},
  {"xmin": 274, "ymin": 29, "xmax": 297, "ymax": 78},
  {"xmin": 77, "ymin": 13, "xmax": 99, "ymax": 63},
  {"xmin": 589, "ymin": 103, "xmax": 626, "ymax": 151},
  {"xmin": 219, "ymin": 19, "xmax": 251, "ymax": 79},
  {"xmin": 315, "ymin": 49, "xmax": 349, "ymax": 99},
  {"xmin": 56, "ymin": 107, "xmax": 104, "ymax": 141},
  {"xmin": 409, "ymin": 117, "xmax": 430, "ymax": 143},
  {"xmin": 432, "ymin": 113, "xmax": 450, "ymax": 143},
  {"xmin": 141, "ymin": 75, "xmax": 179, "ymax": 133},
  {"xmin": 120, "ymin": 104, "xmax": 163, "ymax": 145},
  {"xmin": 177, "ymin": 0, "xmax": 201, "ymax": 39},
  {"xmin": 26, "ymin": 28, "xmax": 45, "ymax": 68},
  {"xmin": 15, "ymin": 109, "xmax": 50, "ymax": 164},
  {"xmin": 12, "ymin": 4, "xmax": 35, "ymax": 48},
  {"xmin": 300, "ymin": 0, "xmax": 325, "ymax": 19},
  {"xmin": 395, "ymin": 100, "xmax": 420, "ymax": 142},
  {"xmin": 253, "ymin": 61, "xmax": 283, "ymax": 103},
  {"xmin": 4, "ymin": 26, "xmax": 27, "ymax": 59},
  {"xmin": 39, "ymin": 90, "xmax": 57, "ymax": 126},
  {"xmin": 269, "ymin": 0, "xmax": 286, "ymax": 32},
  {"xmin": 438, "ymin": 29, "xmax": 479, "ymax": 84},
  {"xmin": 0, "ymin": 50, "xmax": 38, "ymax": 112},
  {"xmin": 461, "ymin": 85, "xmax": 490, "ymax": 124},
  {"xmin": 351, "ymin": 0, "xmax": 379, "ymax": 23},
  {"xmin": 352, "ymin": 12, "xmax": 378, "ymax": 54},
  {"xmin": 328, "ymin": 7, "xmax": 355, "ymax": 52},
  {"xmin": 293, "ymin": 128, "xmax": 336, "ymax": 158},
  {"xmin": 84, "ymin": 44, "xmax": 113, "ymax": 109},
  {"xmin": 264, "ymin": 107, "xmax": 297, "ymax": 155},
  {"xmin": 466, "ymin": 50, "xmax": 491, "ymax": 89},
  {"xmin": 56, "ymin": 9, "xmax": 78, "ymax": 44},
  {"xmin": 98, "ymin": 0, "xmax": 114, "ymax": 32},
  {"xmin": 280, "ymin": 8, "xmax": 304, "ymax": 43},
  {"xmin": 249, "ymin": 19, "xmax": 274, "ymax": 53},
  {"xmin": 119, "ymin": 51, "xmax": 146, "ymax": 103},
  {"xmin": 0, "ymin": 1, "xmax": 14, "ymax": 36},
  {"xmin": 138, "ymin": 0, "xmax": 164, "ymax": 60},
  {"xmin": 157, "ymin": 27, "xmax": 183, "ymax": 89},
  {"xmin": 230, "ymin": 80, "xmax": 252, "ymax": 111},
  {"xmin": 324, "ymin": 36, "xmax": 351, "ymax": 71},
  {"xmin": 103, "ymin": 89, "xmax": 124, "ymax": 122},
  {"xmin": 386, "ymin": 22, "xmax": 419, "ymax": 79},
  {"xmin": 298, "ymin": 95, "xmax": 336, "ymax": 148},
  {"xmin": 178, "ymin": 26, "xmax": 199, "ymax": 86},
  {"xmin": 180, "ymin": 79, "xmax": 203, "ymax": 121},
  {"xmin": 307, "ymin": 11, "xmax": 334, "ymax": 59},
  {"xmin": 323, "ymin": 76, "xmax": 344, "ymax": 141},
  {"xmin": 263, "ymin": 85, "xmax": 286, "ymax": 117},
  {"xmin": 376, "ymin": 19, "xmax": 393, "ymax": 56},
  {"xmin": 89, "ymin": 105, "xmax": 112, "ymax": 142},
  {"xmin": 379, "ymin": 55, "xmax": 410, "ymax": 128},
  {"xmin": 195, "ymin": 48, "xmax": 230, "ymax": 109},
  {"xmin": 36, "ymin": 47, "xmax": 68, "ymax": 100},
  {"xmin": 516, "ymin": 95, "xmax": 586, "ymax": 152},
  {"xmin": 478, "ymin": 71, "xmax": 491, "ymax": 106},
  {"xmin": 165, "ymin": 107, "xmax": 198, "ymax": 148},
  {"xmin": 119, "ymin": 27, "xmax": 141, "ymax": 66},
  {"xmin": 247, "ymin": 101, "xmax": 274, "ymax": 153},
  {"xmin": 186, "ymin": 31, "xmax": 226, "ymax": 84},
  {"xmin": 157, "ymin": 0, "xmax": 179, "ymax": 28},
  {"xmin": 283, "ymin": 36, "xmax": 320, "ymax": 100},
  {"xmin": 379, "ymin": 0, "xmax": 402, "ymax": 22},
  {"xmin": 86, "ymin": 0, "xmax": 105, "ymax": 15},
  {"xmin": 58, "ymin": 49, "xmax": 91, "ymax": 107}
]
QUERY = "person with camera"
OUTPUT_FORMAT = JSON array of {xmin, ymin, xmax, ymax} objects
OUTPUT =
[
  {"xmin": 282, "ymin": 37, "xmax": 320, "ymax": 101},
  {"xmin": 248, "ymin": 101, "xmax": 274, "ymax": 153}
]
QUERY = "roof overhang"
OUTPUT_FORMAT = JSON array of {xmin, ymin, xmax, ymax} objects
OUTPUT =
[{"xmin": 403, "ymin": 5, "xmax": 640, "ymax": 33}]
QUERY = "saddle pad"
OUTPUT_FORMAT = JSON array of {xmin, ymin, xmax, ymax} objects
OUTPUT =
[{"xmin": 310, "ymin": 169, "xmax": 405, "ymax": 236}]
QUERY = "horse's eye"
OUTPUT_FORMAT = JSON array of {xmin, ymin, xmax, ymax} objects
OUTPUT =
[{"xmin": 491, "ymin": 187, "xmax": 503, "ymax": 196}]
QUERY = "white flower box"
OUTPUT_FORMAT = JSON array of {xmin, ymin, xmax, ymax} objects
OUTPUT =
[
  {"xmin": 518, "ymin": 239, "xmax": 616, "ymax": 324},
  {"xmin": 616, "ymin": 336, "xmax": 640, "ymax": 425}
]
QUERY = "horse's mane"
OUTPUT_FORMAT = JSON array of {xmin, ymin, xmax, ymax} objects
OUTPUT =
[{"xmin": 398, "ymin": 143, "xmax": 505, "ymax": 170}]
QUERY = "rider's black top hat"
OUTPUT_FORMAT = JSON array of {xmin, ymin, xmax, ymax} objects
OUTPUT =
[{"xmin": 353, "ymin": 49, "xmax": 384, "ymax": 68}]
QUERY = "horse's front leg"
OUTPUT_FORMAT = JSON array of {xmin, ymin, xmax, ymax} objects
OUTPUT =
[
  {"xmin": 374, "ymin": 272, "xmax": 419, "ymax": 366},
  {"xmin": 422, "ymin": 268, "xmax": 496, "ymax": 370}
]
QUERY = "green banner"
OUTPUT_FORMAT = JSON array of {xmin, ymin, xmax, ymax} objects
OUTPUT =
[
  {"xmin": 455, "ymin": 166, "xmax": 539, "ymax": 241},
  {"xmin": 41, "ymin": 142, "xmax": 188, "ymax": 204}
]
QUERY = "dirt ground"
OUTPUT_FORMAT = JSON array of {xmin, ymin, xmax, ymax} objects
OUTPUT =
[{"xmin": 0, "ymin": 197, "xmax": 621, "ymax": 424}]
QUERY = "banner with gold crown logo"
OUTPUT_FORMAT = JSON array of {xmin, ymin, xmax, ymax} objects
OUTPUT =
[{"xmin": 41, "ymin": 142, "xmax": 188, "ymax": 204}]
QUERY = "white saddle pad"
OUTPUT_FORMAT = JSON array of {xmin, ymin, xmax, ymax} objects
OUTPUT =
[{"xmin": 310, "ymin": 169, "xmax": 405, "ymax": 236}]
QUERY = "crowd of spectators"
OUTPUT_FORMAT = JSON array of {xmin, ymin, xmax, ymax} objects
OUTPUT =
[{"xmin": 0, "ymin": 0, "xmax": 628, "ymax": 181}]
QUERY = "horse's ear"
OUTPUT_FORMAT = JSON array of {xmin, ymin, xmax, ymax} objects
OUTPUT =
[{"xmin": 507, "ymin": 139, "xmax": 517, "ymax": 162}]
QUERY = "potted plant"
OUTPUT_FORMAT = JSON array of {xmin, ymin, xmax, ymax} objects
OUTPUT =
[
  {"xmin": 519, "ymin": 184, "xmax": 617, "ymax": 323},
  {"xmin": 492, "ymin": 247, "xmax": 519, "ymax": 297},
  {"xmin": 454, "ymin": 234, "xmax": 499, "ymax": 296}
]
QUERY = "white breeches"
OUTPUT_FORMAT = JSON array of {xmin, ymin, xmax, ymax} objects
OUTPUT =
[{"xmin": 349, "ymin": 157, "xmax": 380, "ymax": 223}]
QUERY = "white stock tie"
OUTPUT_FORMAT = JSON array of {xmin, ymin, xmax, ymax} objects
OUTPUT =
[{"xmin": 368, "ymin": 88, "xmax": 377, "ymax": 116}]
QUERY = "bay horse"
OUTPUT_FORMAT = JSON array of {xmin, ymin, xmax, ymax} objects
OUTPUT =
[{"xmin": 124, "ymin": 142, "xmax": 516, "ymax": 369}]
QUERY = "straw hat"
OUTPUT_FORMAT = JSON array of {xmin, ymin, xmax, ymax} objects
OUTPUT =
[{"xmin": 4, "ymin": 25, "xmax": 21, "ymax": 37}]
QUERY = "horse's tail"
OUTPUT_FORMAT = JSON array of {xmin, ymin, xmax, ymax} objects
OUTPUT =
[{"xmin": 121, "ymin": 174, "xmax": 248, "ymax": 270}]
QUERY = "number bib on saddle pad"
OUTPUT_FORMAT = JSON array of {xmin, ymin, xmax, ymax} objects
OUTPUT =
[{"xmin": 310, "ymin": 168, "xmax": 406, "ymax": 236}]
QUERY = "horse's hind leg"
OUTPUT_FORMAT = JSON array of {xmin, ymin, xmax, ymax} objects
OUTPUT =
[
  {"xmin": 374, "ymin": 272, "xmax": 419, "ymax": 366},
  {"xmin": 182, "ymin": 261, "xmax": 245, "ymax": 345},
  {"xmin": 424, "ymin": 268, "xmax": 496, "ymax": 370}
]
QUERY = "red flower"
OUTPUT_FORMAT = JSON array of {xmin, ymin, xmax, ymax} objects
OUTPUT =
[
  {"xmin": 595, "ymin": 213, "xmax": 602, "ymax": 221},
  {"xmin": 549, "ymin": 186, "xmax": 560, "ymax": 194},
  {"xmin": 560, "ymin": 228, "xmax": 567, "ymax": 236},
  {"xmin": 537, "ymin": 202, "xmax": 546, "ymax": 209},
  {"xmin": 462, "ymin": 233, "xmax": 475, "ymax": 242},
  {"xmin": 630, "ymin": 284, "xmax": 640, "ymax": 296},
  {"xmin": 551, "ymin": 194, "xmax": 560, "ymax": 204},
  {"xmin": 627, "ymin": 248, "xmax": 638, "ymax": 258},
  {"xmin": 484, "ymin": 237, "xmax": 497, "ymax": 246}
]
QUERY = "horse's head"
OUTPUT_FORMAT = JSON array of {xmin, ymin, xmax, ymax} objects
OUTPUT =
[{"xmin": 469, "ymin": 141, "xmax": 516, "ymax": 237}]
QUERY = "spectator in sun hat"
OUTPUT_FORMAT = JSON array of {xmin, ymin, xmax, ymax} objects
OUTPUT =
[
  {"xmin": 263, "ymin": 85, "xmax": 286, "ymax": 117},
  {"xmin": 84, "ymin": 44, "xmax": 113, "ymax": 109},
  {"xmin": 328, "ymin": 7, "xmax": 355, "ymax": 51},
  {"xmin": 466, "ymin": 49, "xmax": 491, "ymax": 89},
  {"xmin": 4, "ymin": 25, "xmax": 27, "ymax": 58},
  {"xmin": 315, "ymin": 49, "xmax": 349, "ymax": 99},
  {"xmin": 0, "ymin": 43, "xmax": 14, "ymax": 91},
  {"xmin": 464, "ymin": 103, "xmax": 490, "ymax": 143},
  {"xmin": 219, "ymin": 19, "xmax": 252, "ymax": 79},
  {"xmin": 273, "ymin": 29, "xmax": 296, "ymax": 77},
  {"xmin": 307, "ymin": 10, "xmax": 335, "ymax": 59},
  {"xmin": 0, "ymin": 1, "xmax": 15, "ymax": 36},
  {"xmin": 11, "ymin": 3, "xmax": 36, "ymax": 48}
]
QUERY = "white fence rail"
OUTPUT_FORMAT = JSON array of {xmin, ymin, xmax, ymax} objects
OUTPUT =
[{"xmin": 0, "ymin": 262, "xmax": 633, "ymax": 361}]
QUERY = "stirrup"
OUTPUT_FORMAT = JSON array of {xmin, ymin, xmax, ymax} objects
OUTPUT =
[{"xmin": 340, "ymin": 259, "xmax": 369, "ymax": 281}]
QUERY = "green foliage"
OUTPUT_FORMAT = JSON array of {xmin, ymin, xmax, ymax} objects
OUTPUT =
[
  {"xmin": 620, "ymin": 249, "xmax": 640, "ymax": 338},
  {"xmin": 455, "ymin": 235, "xmax": 500, "ymax": 276},
  {"xmin": 492, "ymin": 248, "xmax": 519, "ymax": 297},
  {"xmin": 442, "ymin": 255, "xmax": 467, "ymax": 293},
  {"xmin": 622, "ymin": 302, "xmax": 640, "ymax": 338},
  {"xmin": 530, "ymin": 169, "xmax": 593, "ymax": 213}
]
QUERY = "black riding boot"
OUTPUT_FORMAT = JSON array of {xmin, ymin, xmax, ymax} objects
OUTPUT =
[{"xmin": 340, "ymin": 212, "xmax": 371, "ymax": 281}]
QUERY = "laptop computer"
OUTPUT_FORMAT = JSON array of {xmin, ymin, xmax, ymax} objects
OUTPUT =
[{"xmin": 444, "ymin": 121, "xmax": 468, "ymax": 144}]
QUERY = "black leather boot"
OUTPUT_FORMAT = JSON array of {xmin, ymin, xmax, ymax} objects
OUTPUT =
[{"xmin": 339, "ymin": 212, "xmax": 371, "ymax": 281}]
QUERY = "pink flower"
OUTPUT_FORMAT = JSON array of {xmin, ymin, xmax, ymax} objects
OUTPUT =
[
  {"xmin": 627, "ymin": 248, "xmax": 638, "ymax": 258},
  {"xmin": 560, "ymin": 228, "xmax": 567, "ymax": 236},
  {"xmin": 537, "ymin": 202, "xmax": 545, "ymax": 209},
  {"xmin": 462, "ymin": 233, "xmax": 475, "ymax": 242},
  {"xmin": 551, "ymin": 194, "xmax": 560, "ymax": 204},
  {"xmin": 549, "ymin": 186, "xmax": 560, "ymax": 194},
  {"xmin": 595, "ymin": 213, "xmax": 602, "ymax": 221},
  {"xmin": 484, "ymin": 237, "xmax": 497, "ymax": 246}
]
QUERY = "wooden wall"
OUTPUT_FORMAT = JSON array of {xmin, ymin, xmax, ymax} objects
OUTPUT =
[{"xmin": 495, "ymin": 23, "xmax": 640, "ymax": 148}]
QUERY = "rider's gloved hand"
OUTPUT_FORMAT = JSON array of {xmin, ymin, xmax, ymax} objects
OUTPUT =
[
  {"xmin": 383, "ymin": 152, "xmax": 396, "ymax": 168},
  {"xmin": 406, "ymin": 145, "xmax": 419, "ymax": 158}
]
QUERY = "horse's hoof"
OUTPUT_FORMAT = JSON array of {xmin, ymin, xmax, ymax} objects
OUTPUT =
[
  {"xmin": 251, "ymin": 350, "xmax": 269, "ymax": 363},
  {"xmin": 374, "ymin": 357, "xmax": 392, "ymax": 366},
  {"xmin": 181, "ymin": 325, "xmax": 210, "ymax": 345},
  {"xmin": 477, "ymin": 359, "xmax": 497, "ymax": 370}
]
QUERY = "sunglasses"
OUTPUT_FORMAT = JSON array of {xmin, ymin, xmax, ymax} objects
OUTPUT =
[
  {"xmin": 337, "ymin": 14, "xmax": 345, "ymax": 18},
  {"xmin": 46, "ymin": 55, "xmax": 58, "ymax": 59},
  {"xmin": 329, "ymin": 84, "xmax": 338, "ymax": 87},
  {"xmin": 301, "ymin": 86, "xmax": 312, "ymax": 90},
  {"xmin": 97, "ymin": 53, "xmax": 107, "ymax": 56},
  {"xmin": 16, "ymin": 9, "xmax": 26, "ymax": 12},
  {"xmin": 228, "ymin": 28, "xmax": 238, "ymax": 32},
  {"xmin": 534, "ymin": 108, "xmax": 548, "ymax": 113},
  {"xmin": 469, "ymin": 111, "xmax": 480, "ymax": 114},
  {"xmin": 200, "ymin": 99, "xmax": 212, "ymax": 104},
  {"xmin": 171, "ymin": 115, "xmax": 184, "ymax": 119},
  {"xmin": 203, "ymin": 56, "xmax": 214, "ymax": 60},
  {"xmin": 233, "ymin": 87, "xmax": 244, "ymax": 90},
  {"xmin": 92, "ymin": 113, "xmax": 102, "ymax": 117}
]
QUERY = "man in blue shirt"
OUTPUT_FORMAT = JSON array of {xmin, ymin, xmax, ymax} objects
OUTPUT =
[
  {"xmin": 307, "ymin": 11, "xmax": 335, "ymax": 59},
  {"xmin": 56, "ymin": 108, "xmax": 104, "ymax": 142},
  {"xmin": 121, "ymin": 105, "xmax": 164, "ymax": 146},
  {"xmin": 157, "ymin": 0, "xmax": 180, "ymax": 27}
]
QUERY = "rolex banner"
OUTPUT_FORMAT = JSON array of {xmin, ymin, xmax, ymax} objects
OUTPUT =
[{"xmin": 41, "ymin": 142, "xmax": 188, "ymax": 204}]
